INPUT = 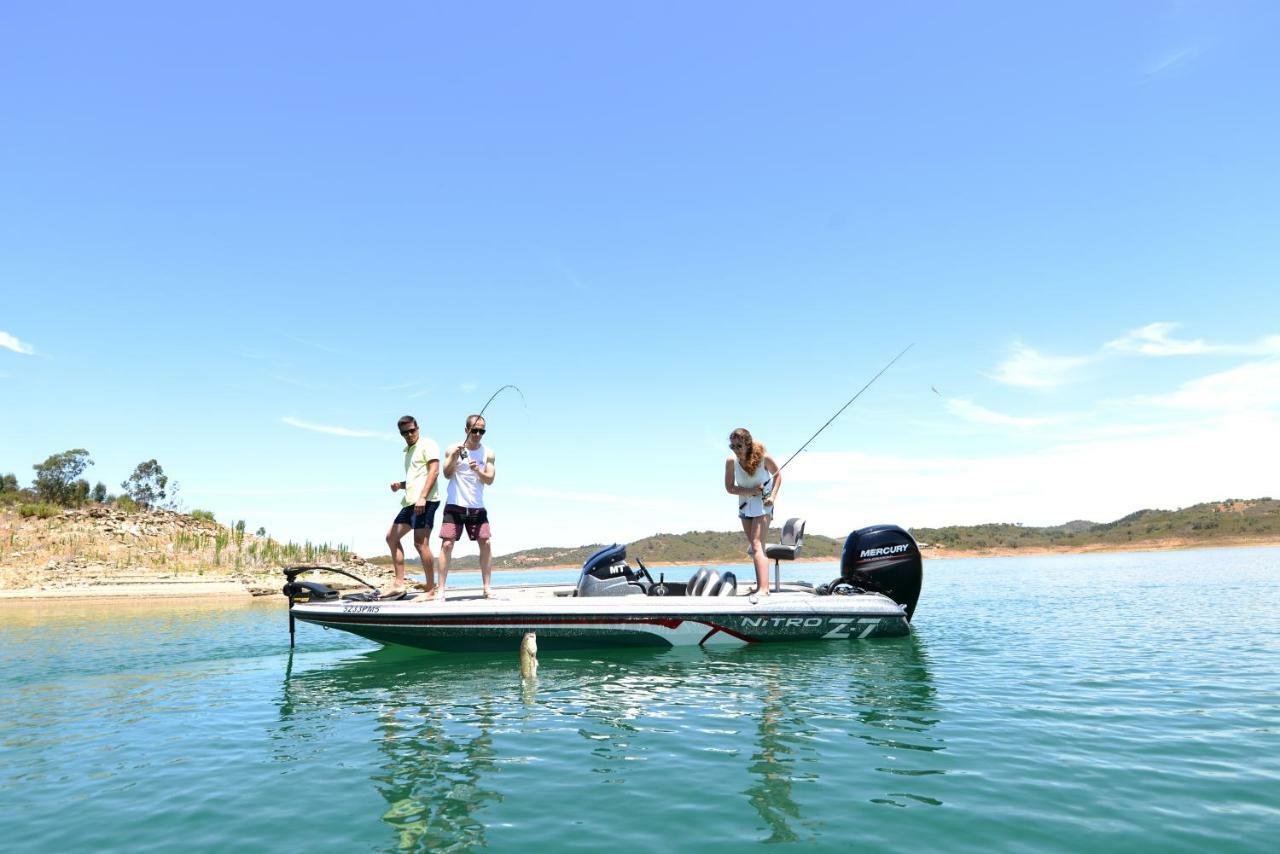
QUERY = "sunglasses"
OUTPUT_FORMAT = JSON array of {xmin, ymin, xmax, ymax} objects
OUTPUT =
[
  {"xmin": 470, "ymin": 428, "xmax": 486, "ymax": 436},
  {"xmin": 399, "ymin": 427, "xmax": 418, "ymax": 436},
  {"xmin": 729, "ymin": 442, "xmax": 743, "ymax": 450}
]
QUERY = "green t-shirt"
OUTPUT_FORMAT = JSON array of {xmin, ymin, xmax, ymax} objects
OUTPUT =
[{"xmin": 402, "ymin": 437, "xmax": 440, "ymax": 506}]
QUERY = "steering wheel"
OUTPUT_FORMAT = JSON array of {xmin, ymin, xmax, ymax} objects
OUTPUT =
[{"xmin": 632, "ymin": 557, "xmax": 655, "ymax": 587}]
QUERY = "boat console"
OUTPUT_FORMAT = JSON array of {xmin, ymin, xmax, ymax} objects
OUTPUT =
[
  {"xmin": 576, "ymin": 524, "xmax": 922, "ymax": 617},
  {"xmin": 574, "ymin": 544, "xmax": 738, "ymax": 598}
]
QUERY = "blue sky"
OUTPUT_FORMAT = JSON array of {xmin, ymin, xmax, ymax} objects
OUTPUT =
[{"xmin": 3, "ymin": 1, "xmax": 1279, "ymax": 557}]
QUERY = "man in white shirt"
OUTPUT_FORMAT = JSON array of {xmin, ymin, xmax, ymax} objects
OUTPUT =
[
  {"xmin": 438, "ymin": 414, "xmax": 496, "ymax": 598},
  {"xmin": 386, "ymin": 415, "xmax": 440, "ymax": 597}
]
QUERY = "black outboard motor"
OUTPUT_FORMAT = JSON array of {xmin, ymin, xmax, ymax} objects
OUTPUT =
[
  {"xmin": 835, "ymin": 524, "xmax": 923, "ymax": 619},
  {"xmin": 575, "ymin": 544, "xmax": 651, "ymax": 597}
]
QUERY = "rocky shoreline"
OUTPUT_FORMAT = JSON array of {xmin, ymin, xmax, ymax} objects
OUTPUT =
[{"xmin": 0, "ymin": 505, "xmax": 388, "ymax": 602}]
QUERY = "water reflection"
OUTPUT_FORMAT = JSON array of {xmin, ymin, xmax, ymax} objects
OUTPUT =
[
  {"xmin": 733, "ymin": 636, "xmax": 943, "ymax": 841},
  {"xmin": 845, "ymin": 637, "xmax": 946, "ymax": 808},
  {"xmin": 276, "ymin": 636, "xmax": 942, "ymax": 849},
  {"xmin": 278, "ymin": 648, "xmax": 513, "ymax": 851},
  {"xmin": 745, "ymin": 673, "xmax": 807, "ymax": 842}
]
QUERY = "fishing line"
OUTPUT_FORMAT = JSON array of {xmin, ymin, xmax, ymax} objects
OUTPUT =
[
  {"xmin": 478, "ymin": 384, "xmax": 526, "ymax": 417},
  {"xmin": 775, "ymin": 343, "xmax": 915, "ymax": 475}
]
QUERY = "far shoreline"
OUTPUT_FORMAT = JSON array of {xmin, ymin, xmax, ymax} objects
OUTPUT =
[
  {"xmin": 464, "ymin": 535, "xmax": 1280, "ymax": 571},
  {"xmin": 5, "ymin": 536, "xmax": 1277, "ymax": 604}
]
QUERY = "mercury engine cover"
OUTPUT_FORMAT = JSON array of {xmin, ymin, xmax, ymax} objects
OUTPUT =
[
  {"xmin": 840, "ymin": 525, "xmax": 923, "ymax": 619},
  {"xmin": 575, "ymin": 544, "xmax": 647, "ymax": 597}
]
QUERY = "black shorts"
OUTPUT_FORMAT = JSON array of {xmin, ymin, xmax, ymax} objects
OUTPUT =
[{"xmin": 393, "ymin": 501, "xmax": 439, "ymax": 531}]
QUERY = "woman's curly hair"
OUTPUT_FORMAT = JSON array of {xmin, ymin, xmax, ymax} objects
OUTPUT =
[{"xmin": 729, "ymin": 427, "xmax": 764, "ymax": 476}]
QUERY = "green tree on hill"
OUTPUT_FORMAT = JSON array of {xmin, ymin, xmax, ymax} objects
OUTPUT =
[
  {"xmin": 121, "ymin": 459, "xmax": 170, "ymax": 508},
  {"xmin": 32, "ymin": 449, "xmax": 93, "ymax": 505}
]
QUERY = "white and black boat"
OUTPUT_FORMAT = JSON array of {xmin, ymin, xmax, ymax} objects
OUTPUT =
[{"xmin": 284, "ymin": 522, "xmax": 923, "ymax": 653}]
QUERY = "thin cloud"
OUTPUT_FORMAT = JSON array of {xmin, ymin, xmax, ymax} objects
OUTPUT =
[
  {"xmin": 281, "ymin": 416, "xmax": 391, "ymax": 440},
  {"xmin": 1106, "ymin": 322, "xmax": 1280, "ymax": 357},
  {"xmin": 265, "ymin": 373, "xmax": 326, "ymax": 390},
  {"xmin": 944, "ymin": 398, "xmax": 1057, "ymax": 429},
  {"xmin": 780, "ymin": 410, "xmax": 1280, "ymax": 531},
  {"xmin": 0, "ymin": 331, "xmax": 36, "ymax": 355},
  {"xmin": 460, "ymin": 382, "xmax": 478, "ymax": 393},
  {"xmin": 990, "ymin": 323, "xmax": 1280, "ymax": 389},
  {"xmin": 1142, "ymin": 47, "xmax": 1199, "ymax": 82},
  {"xmin": 987, "ymin": 344, "xmax": 1093, "ymax": 388},
  {"xmin": 508, "ymin": 486, "xmax": 686, "ymax": 512},
  {"xmin": 1143, "ymin": 358, "xmax": 1280, "ymax": 412},
  {"xmin": 283, "ymin": 334, "xmax": 350, "ymax": 357}
]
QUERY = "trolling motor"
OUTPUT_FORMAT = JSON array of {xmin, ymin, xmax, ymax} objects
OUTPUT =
[
  {"xmin": 282, "ymin": 564, "xmax": 382, "ymax": 647},
  {"xmin": 574, "ymin": 544, "xmax": 658, "ymax": 596},
  {"xmin": 818, "ymin": 525, "xmax": 923, "ymax": 619}
]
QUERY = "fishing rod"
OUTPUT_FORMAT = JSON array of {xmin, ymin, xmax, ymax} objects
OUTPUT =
[
  {"xmin": 479, "ymin": 384, "xmax": 526, "ymax": 417},
  {"xmin": 775, "ymin": 343, "xmax": 915, "ymax": 475}
]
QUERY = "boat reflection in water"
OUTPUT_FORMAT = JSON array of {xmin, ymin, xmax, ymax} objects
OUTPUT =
[
  {"xmin": 278, "ymin": 647, "xmax": 509, "ymax": 850},
  {"xmin": 276, "ymin": 635, "xmax": 941, "ymax": 848},
  {"xmin": 739, "ymin": 636, "xmax": 942, "ymax": 843}
]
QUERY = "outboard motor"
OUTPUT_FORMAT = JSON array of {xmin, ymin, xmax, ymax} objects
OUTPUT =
[
  {"xmin": 833, "ymin": 524, "xmax": 923, "ymax": 619},
  {"xmin": 575, "ymin": 544, "xmax": 651, "ymax": 597}
]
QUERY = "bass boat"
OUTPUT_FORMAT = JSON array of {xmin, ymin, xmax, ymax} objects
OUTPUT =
[{"xmin": 284, "ymin": 523, "xmax": 923, "ymax": 653}]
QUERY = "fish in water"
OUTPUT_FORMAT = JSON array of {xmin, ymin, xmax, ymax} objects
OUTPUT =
[{"xmin": 519, "ymin": 631, "xmax": 538, "ymax": 680}]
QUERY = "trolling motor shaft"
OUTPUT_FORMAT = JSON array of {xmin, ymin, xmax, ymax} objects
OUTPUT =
[{"xmin": 282, "ymin": 565, "xmax": 375, "ymax": 647}]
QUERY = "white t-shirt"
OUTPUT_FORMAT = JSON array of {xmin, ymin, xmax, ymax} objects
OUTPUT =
[
  {"xmin": 401, "ymin": 437, "xmax": 440, "ymax": 506},
  {"xmin": 446, "ymin": 443, "xmax": 491, "ymax": 509}
]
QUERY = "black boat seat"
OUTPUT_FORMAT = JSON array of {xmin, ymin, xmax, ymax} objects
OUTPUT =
[
  {"xmin": 763, "ymin": 517, "xmax": 806, "ymax": 592},
  {"xmin": 686, "ymin": 569, "xmax": 738, "ymax": 596},
  {"xmin": 707, "ymin": 571, "xmax": 737, "ymax": 597},
  {"xmin": 688, "ymin": 568, "xmax": 710, "ymax": 595},
  {"xmin": 693, "ymin": 570, "xmax": 720, "ymax": 596}
]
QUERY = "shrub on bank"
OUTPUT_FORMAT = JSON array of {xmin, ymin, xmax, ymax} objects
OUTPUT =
[
  {"xmin": 18, "ymin": 502, "xmax": 61, "ymax": 519},
  {"xmin": 190, "ymin": 509, "xmax": 215, "ymax": 522}
]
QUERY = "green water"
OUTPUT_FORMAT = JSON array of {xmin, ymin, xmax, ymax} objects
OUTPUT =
[{"xmin": 2, "ymin": 547, "xmax": 1277, "ymax": 852}]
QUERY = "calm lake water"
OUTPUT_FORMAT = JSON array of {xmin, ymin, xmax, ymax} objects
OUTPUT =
[{"xmin": 2, "ymin": 547, "xmax": 1277, "ymax": 852}]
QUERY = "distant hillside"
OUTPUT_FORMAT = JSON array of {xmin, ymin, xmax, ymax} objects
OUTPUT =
[
  {"xmin": 911, "ymin": 498, "xmax": 1279, "ymax": 552},
  {"xmin": 369, "ymin": 527, "xmax": 845, "ymax": 570},
  {"xmin": 371, "ymin": 498, "xmax": 1280, "ymax": 569}
]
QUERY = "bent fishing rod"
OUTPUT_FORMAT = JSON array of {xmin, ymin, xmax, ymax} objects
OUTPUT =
[
  {"xmin": 775, "ymin": 343, "xmax": 915, "ymax": 476},
  {"xmin": 479, "ymin": 384, "xmax": 526, "ymax": 417}
]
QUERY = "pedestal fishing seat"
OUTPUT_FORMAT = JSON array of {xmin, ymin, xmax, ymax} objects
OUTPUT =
[{"xmin": 764, "ymin": 517, "xmax": 806, "ymax": 592}]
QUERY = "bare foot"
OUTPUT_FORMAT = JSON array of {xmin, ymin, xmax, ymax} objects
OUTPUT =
[{"xmin": 482, "ymin": 589, "xmax": 492, "ymax": 599}]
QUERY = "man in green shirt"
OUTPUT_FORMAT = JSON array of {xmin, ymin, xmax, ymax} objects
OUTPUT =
[{"xmin": 386, "ymin": 414, "xmax": 440, "ymax": 597}]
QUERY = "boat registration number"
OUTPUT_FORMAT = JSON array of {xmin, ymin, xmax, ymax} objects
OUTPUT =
[{"xmin": 343, "ymin": 604, "xmax": 382, "ymax": 613}]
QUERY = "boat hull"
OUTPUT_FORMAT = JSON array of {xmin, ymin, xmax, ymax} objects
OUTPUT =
[{"xmin": 291, "ymin": 590, "xmax": 911, "ymax": 653}]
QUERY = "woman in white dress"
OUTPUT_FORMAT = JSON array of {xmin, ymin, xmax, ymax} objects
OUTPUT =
[{"xmin": 724, "ymin": 427, "xmax": 782, "ymax": 595}]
